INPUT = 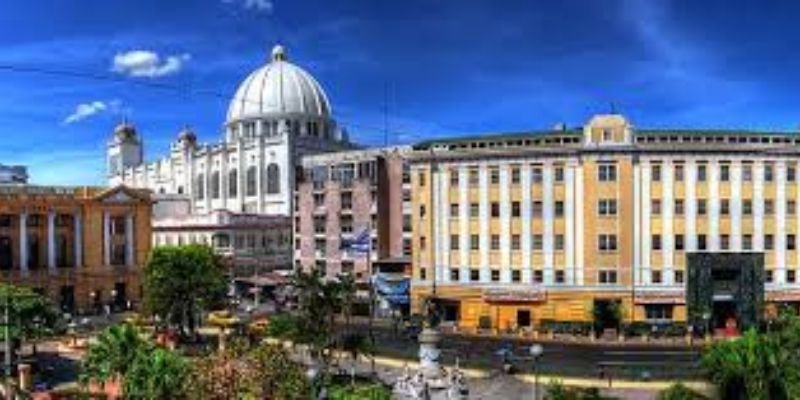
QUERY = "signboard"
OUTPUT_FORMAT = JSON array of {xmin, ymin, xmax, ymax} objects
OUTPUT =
[
  {"xmin": 766, "ymin": 290, "xmax": 800, "ymax": 302},
  {"xmin": 634, "ymin": 291, "xmax": 686, "ymax": 305},
  {"xmin": 483, "ymin": 288, "xmax": 546, "ymax": 303}
]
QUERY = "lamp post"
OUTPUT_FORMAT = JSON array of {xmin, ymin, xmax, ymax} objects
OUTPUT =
[
  {"xmin": 702, "ymin": 311, "xmax": 711, "ymax": 341},
  {"xmin": 530, "ymin": 344, "xmax": 543, "ymax": 400}
]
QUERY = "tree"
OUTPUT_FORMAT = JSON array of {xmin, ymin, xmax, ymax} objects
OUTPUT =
[
  {"xmin": 143, "ymin": 245, "xmax": 227, "ymax": 336},
  {"xmin": 0, "ymin": 284, "xmax": 58, "ymax": 355},
  {"xmin": 80, "ymin": 324, "xmax": 152, "ymax": 386},
  {"xmin": 655, "ymin": 383, "xmax": 708, "ymax": 400},
  {"xmin": 336, "ymin": 273, "xmax": 357, "ymax": 333},
  {"xmin": 123, "ymin": 348, "xmax": 189, "ymax": 400}
]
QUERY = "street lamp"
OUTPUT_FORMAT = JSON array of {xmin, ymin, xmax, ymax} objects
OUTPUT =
[
  {"xmin": 306, "ymin": 365, "xmax": 320, "ymax": 398},
  {"xmin": 702, "ymin": 311, "xmax": 711, "ymax": 340},
  {"xmin": 530, "ymin": 344, "xmax": 544, "ymax": 400}
]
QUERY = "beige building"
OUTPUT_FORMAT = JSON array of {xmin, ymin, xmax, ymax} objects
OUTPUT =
[
  {"xmin": 410, "ymin": 114, "xmax": 800, "ymax": 332},
  {"xmin": 0, "ymin": 185, "xmax": 152, "ymax": 314}
]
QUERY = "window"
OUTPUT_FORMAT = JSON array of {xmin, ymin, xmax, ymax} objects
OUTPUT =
[
  {"xmin": 313, "ymin": 193, "xmax": 325, "ymax": 207},
  {"xmin": 470, "ymin": 269, "xmax": 480, "ymax": 282},
  {"xmin": 743, "ymin": 234, "xmax": 753, "ymax": 250},
  {"xmin": 266, "ymin": 163, "xmax": 280, "ymax": 194},
  {"xmin": 450, "ymin": 171, "xmax": 459, "ymax": 186},
  {"xmin": 602, "ymin": 129, "xmax": 613, "ymax": 142},
  {"xmin": 788, "ymin": 234, "xmax": 796, "ymax": 251},
  {"xmin": 511, "ymin": 234, "xmax": 521, "ymax": 250},
  {"xmin": 645, "ymin": 305, "xmax": 673, "ymax": 321},
  {"xmin": 450, "ymin": 268, "xmax": 460, "ymax": 282},
  {"xmin": 532, "ymin": 201, "xmax": 543, "ymax": 217},
  {"xmin": 720, "ymin": 164, "xmax": 730, "ymax": 181},
  {"xmin": 598, "ymin": 234, "xmax": 617, "ymax": 251},
  {"xmin": 491, "ymin": 202, "xmax": 500, "ymax": 218},
  {"xmin": 555, "ymin": 201, "xmax": 564, "ymax": 217},
  {"xmin": 341, "ymin": 192, "xmax": 353, "ymax": 209},
  {"xmin": 195, "ymin": 174, "xmax": 205, "ymax": 200},
  {"xmin": 554, "ymin": 167, "xmax": 565, "ymax": 183},
  {"xmin": 789, "ymin": 166, "xmax": 797, "ymax": 182},
  {"xmin": 675, "ymin": 270, "xmax": 685, "ymax": 284},
  {"xmin": 697, "ymin": 165, "xmax": 707, "ymax": 182},
  {"xmin": 765, "ymin": 199, "xmax": 775, "ymax": 215},
  {"xmin": 598, "ymin": 270, "xmax": 618, "ymax": 284},
  {"xmin": 340, "ymin": 215, "xmax": 353, "ymax": 233},
  {"xmin": 470, "ymin": 235, "xmax": 480, "ymax": 250},
  {"xmin": 491, "ymin": 269, "xmax": 500, "ymax": 282},
  {"xmin": 533, "ymin": 270, "xmax": 544, "ymax": 283},
  {"xmin": 531, "ymin": 167, "xmax": 543, "ymax": 183},
  {"xmin": 675, "ymin": 199, "xmax": 684, "ymax": 215},
  {"xmin": 598, "ymin": 164, "xmax": 617, "ymax": 181},
  {"xmin": 469, "ymin": 169, "xmax": 479, "ymax": 185},
  {"xmin": 743, "ymin": 165, "xmax": 753, "ymax": 181},
  {"xmin": 652, "ymin": 270, "xmax": 663, "ymax": 284},
  {"xmin": 720, "ymin": 199, "xmax": 730, "ymax": 216},
  {"xmin": 490, "ymin": 168, "xmax": 500, "ymax": 184},
  {"xmin": 743, "ymin": 199, "xmax": 753, "ymax": 215},
  {"xmin": 652, "ymin": 234, "xmax": 662, "ymax": 250},
  {"xmin": 697, "ymin": 199, "xmax": 707, "ymax": 215},
  {"xmin": 651, "ymin": 164, "xmax": 662, "ymax": 181},
  {"xmin": 470, "ymin": 203, "xmax": 479, "ymax": 218},
  {"xmin": 766, "ymin": 234, "xmax": 775, "ymax": 250},
  {"xmin": 419, "ymin": 205, "xmax": 426, "ymax": 218},
  {"xmin": 228, "ymin": 169, "xmax": 238, "ymax": 197},
  {"xmin": 512, "ymin": 270, "xmax": 521, "ymax": 282},
  {"xmin": 674, "ymin": 165, "xmax": 684, "ymax": 181},
  {"xmin": 532, "ymin": 234, "xmax": 544, "ymax": 251},
  {"xmin": 512, "ymin": 201, "xmax": 521, "ymax": 217},
  {"xmin": 555, "ymin": 234, "xmax": 565, "ymax": 251},
  {"xmin": 598, "ymin": 199, "xmax": 617, "ymax": 216},
  {"xmin": 450, "ymin": 203, "xmax": 459, "ymax": 216},
  {"xmin": 766, "ymin": 270, "xmax": 774, "ymax": 283},
  {"xmin": 765, "ymin": 164, "xmax": 774, "ymax": 182},
  {"xmin": 419, "ymin": 236, "xmax": 426, "ymax": 250},
  {"xmin": 789, "ymin": 270, "xmax": 797, "ymax": 283},
  {"xmin": 789, "ymin": 200, "xmax": 797, "ymax": 215},
  {"xmin": 698, "ymin": 234, "xmax": 707, "ymax": 250},
  {"xmin": 720, "ymin": 234, "xmax": 730, "ymax": 250},
  {"xmin": 511, "ymin": 167, "xmax": 521, "ymax": 184},
  {"xmin": 675, "ymin": 234, "xmax": 685, "ymax": 251},
  {"xmin": 246, "ymin": 166, "xmax": 257, "ymax": 196},
  {"xmin": 418, "ymin": 171, "xmax": 426, "ymax": 186},
  {"xmin": 490, "ymin": 235, "xmax": 500, "ymax": 250},
  {"xmin": 420, "ymin": 268, "xmax": 427, "ymax": 281},
  {"xmin": 555, "ymin": 270, "xmax": 565, "ymax": 283},
  {"xmin": 450, "ymin": 235, "xmax": 459, "ymax": 250},
  {"xmin": 651, "ymin": 199, "xmax": 662, "ymax": 215}
]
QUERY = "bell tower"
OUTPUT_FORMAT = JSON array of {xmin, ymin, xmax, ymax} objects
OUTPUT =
[{"xmin": 107, "ymin": 120, "xmax": 143, "ymax": 181}]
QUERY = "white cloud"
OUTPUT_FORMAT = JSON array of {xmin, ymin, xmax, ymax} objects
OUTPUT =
[
  {"xmin": 62, "ymin": 100, "xmax": 125, "ymax": 125},
  {"xmin": 111, "ymin": 50, "xmax": 191, "ymax": 78},
  {"xmin": 222, "ymin": 0, "xmax": 273, "ymax": 13}
]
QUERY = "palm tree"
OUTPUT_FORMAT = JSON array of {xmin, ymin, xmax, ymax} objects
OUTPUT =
[
  {"xmin": 81, "ymin": 324, "xmax": 151, "ymax": 386},
  {"xmin": 123, "ymin": 348, "xmax": 189, "ymax": 400}
]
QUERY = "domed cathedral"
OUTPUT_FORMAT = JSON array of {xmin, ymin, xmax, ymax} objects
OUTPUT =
[{"xmin": 108, "ymin": 44, "xmax": 352, "ymax": 216}]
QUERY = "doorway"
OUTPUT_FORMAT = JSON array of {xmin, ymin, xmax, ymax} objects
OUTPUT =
[
  {"xmin": 516, "ymin": 309, "xmax": 531, "ymax": 328},
  {"xmin": 593, "ymin": 299, "xmax": 621, "ymax": 331},
  {"xmin": 713, "ymin": 301, "xmax": 737, "ymax": 330}
]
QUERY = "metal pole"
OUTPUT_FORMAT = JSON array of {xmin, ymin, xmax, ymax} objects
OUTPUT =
[{"xmin": 533, "ymin": 361, "xmax": 538, "ymax": 400}]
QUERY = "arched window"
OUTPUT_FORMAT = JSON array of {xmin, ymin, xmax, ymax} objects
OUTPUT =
[
  {"xmin": 210, "ymin": 171, "xmax": 221, "ymax": 199},
  {"xmin": 228, "ymin": 169, "xmax": 238, "ymax": 197},
  {"xmin": 246, "ymin": 166, "xmax": 257, "ymax": 196},
  {"xmin": 266, "ymin": 163, "xmax": 280, "ymax": 194},
  {"xmin": 195, "ymin": 174, "xmax": 205, "ymax": 200}
]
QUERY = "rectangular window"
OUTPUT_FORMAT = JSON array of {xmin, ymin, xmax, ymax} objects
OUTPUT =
[
  {"xmin": 511, "ymin": 270, "xmax": 521, "ymax": 283},
  {"xmin": 450, "ymin": 203, "xmax": 459, "ymax": 216},
  {"xmin": 743, "ymin": 165, "xmax": 753, "ymax": 181},
  {"xmin": 765, "ymin": 199, "xmax": 775, "ymax": 215},
  {"xmin": 420, "ymin": 236, "xmax": 426, "ymax": 250},
  {"xmin": 511, "ymin": 167, "xmax": 521, "ymax": 184},
  {"xmin": 555, "ymin": 201, "xmax": 564, "ymax": 217},
  {"xmin": 491, "ymin": 202, "xmax": 500, "ymax": 218},
  {"xmin": 651, "ymin": 164, "xmax": 662, "ymax": 181},
  {"xmin": 743, "ymin": 234, "xmax": 753, "ymax": 250},
  {"xmin": 419, "ymin": 205, "xmax": 426, "ymax": 218},
  {"xmin": 697, "ymin": 199, "xmax": 707, "ymax": 215},
  {"xmin": 675, "ymin": 234, "xmax": 685, "ymax": 251},
  {"xmin": 450, "ymin": 171, "xmax": 459, "ymax": 186},
  {"xmin": 766, "ymin": 234, "xmax": 775, "ymax": 250},
  {"xmin": 789, "ymin": 165, "xmax": 797, "ymax": 182},
  {"xmin": 532, "ymin": 201, "xmax": 543, "ymax": 217},
  {"xmin": 788, "ymin": 234, "xmax": 796, "ymax": 251},
  {"xmin": 674, "ymin": 165, "xmax": 684, "ymax": 181},
  {"xmin": 675, "ymin": 199, "xmax": 684, "ymax": 215},
  {"xmin": 470, "ymin": 269, "xmax": 480, "ymax": 282},
  {"xmin": 598, "ymin": 199, "xmax": 618, "ymax": 216},
  {"xmin": 490, "ymin": 168, "xmax": 500, "ymax": 184},
  {"xmin": 720, "ymin": 164, "xmax": 730, "ymax": 181},
  {"xmin": 469, "ymin": 169, "xmax": 479, "ymax": 185},
  {"xmin": 789, "ymin": 270, "xmax": 797, "ymax": 283},
  {"xmin": 652, "ymin": 270, "xmax": 663, "ymax": 284},
  {"xmin": 598, "ymin": 234, "xmax": 618, "ymax": 251},
  {"xmin": 698, "ymin": 234, "xmax": 707, "ymax": 251},
  {"xmin": 470, "ymin": 203, "xmax": 479, "ymax": 218},
  {"xmin": 340, "ymin": 215, "xmax": 353, "ymax": 233},
  {"xmin": 511, "ymin": 234, "xmax": 521, "ymax": 250},
  {"xmin": 598, "ymin": 270, "xmax": 618, "ymax": 284},
  {"xmin": 418, "ymin": 171, "xmax": 426, "ymax": 187},
  {"xmin": 743, "ymin": 199, "xmax": 753, "ymax": 215},
  {"xmin": 450, "ymin": 268, "xmax": 460, "ymax": 282},
  {"xmin": 765, "ymin": 164, "xmax": 774, "ymax": 182},
  {"xmin": 645, "ymin": 304, "xmax": 673, "ymax": 321},
  {"xmin": 766, "ymin": 270, "xmax": 774, "ymax": 283},
  {"xmin": 491, "ymin": 269, "xmax": 500, "ymax": 282},
  {"xmin": 450, "ymin": 235, "xmax": 459, "ymax": 250},
  {"xmin": 533, "ymin": 270, "xmax": 544, "ymax": 283},
  {"xmin": 697, "ymin": 164, "xmax": 707, "ymax": 182},
  {"xmin": 789, "ymin": 200, "xmax": 797, "ymax": 215},
  {"xmin": 652, "ymin": 234, "xmax": 662, "ymax": 250},
  {"xmin": 532, "ymin": 234, "xmax": 544, "ymax": 251},
  {"xmin": 554, "ymin": 167, "xmax": 565, "ymax": 183},
  {"xmin": 555, "ymin": 234, "xmax": 565, "ymax": 251},
  {"xmin": 720, "ymin": 199, "xmax": 730, "ymax": 216},
  {"xmin": 340, "ymin": 192, "xmax": 352, "ymax": 209},
  {"xmin": 491, "ymin": 234, "xmax": 500, "ymax": 250},
  {"xmin": 555, "ymin": 270, "xmax": 565, "ymax": 283},
  {"xmin": 720, "ymin": 234, "xmax": 730, "ymax": 250},
  {"xmin": 675, "ymin": 270, "xmax": 685, "ymax": 284},
  {"xmin": 651, "ymin": 199, "xmax": 662, "ymax": 215},
  {"xmin": 598, "ymin": 164, "xmax": 617, "ymax": 182},
  {"xmin": 470, "ymin": 235, "xmax": 480, "ymax": 250},
  {"xmin": 531, "ymin": 167, "xmax": 543, "ymax": 183},
  {"xmin": 512, "ymin": 201, "xmax": 521, "ymax": 217}
]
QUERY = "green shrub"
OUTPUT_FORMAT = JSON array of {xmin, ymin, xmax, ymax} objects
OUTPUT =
[
  {"xmin": 655, "ymin": 383, "xmax": 708, "ymax": 400},
  {"xmin": 266, "ymin": 313, "xmax": 298, "ymax": 339},
  {"xmin": 329, "ymin": 383, "xmax": 392, "ymax": 400},
  {"xmin": 544, "ymin": 381, "xmax": 619, "ymax": 399}
]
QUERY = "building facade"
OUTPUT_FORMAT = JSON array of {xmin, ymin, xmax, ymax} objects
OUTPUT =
[
  {"xmin": 108, "ymin": 45, "xmax": 351, "ymax": 217},
  {"xmin": 0, "ymin": 185, "xmax": 152, "ymax": 314},
  {"xmin": 294, "ymin": 147, "xmax": 412, "ymax": 282},
  {"xmin": 0, "ymin": 164, "xmax": 28, "ymax": 184},
  {"xmin": 410, "ymin": 114, "xmax": 800, "ymax": 331}
]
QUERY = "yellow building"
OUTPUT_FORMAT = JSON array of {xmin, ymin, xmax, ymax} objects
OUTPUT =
[
  {"xmin": 410, "ymin": 114, "xmax": 800, "ymax": 332},
  {"xmin": 0, "ymin": 185, "xmax": 152, "ymax": 314}
]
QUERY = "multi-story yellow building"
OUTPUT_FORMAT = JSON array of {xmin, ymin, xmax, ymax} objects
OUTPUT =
[
  {"xmin": 0, "ymin": 185, "xmax": 152, "ymax": 314},
  {"xmin": 410, "ymin": 114, "xmax": 800, "ymax": 332}
]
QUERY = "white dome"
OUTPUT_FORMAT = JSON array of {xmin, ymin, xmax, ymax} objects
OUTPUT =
[{"xmin": 226, "ymin": 45, "xmax": 332, "ymax": 124}]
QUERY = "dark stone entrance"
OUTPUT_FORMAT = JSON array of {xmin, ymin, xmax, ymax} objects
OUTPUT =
[{"xmin": 687, "ymin": 252, "xmax": 764, "ymax": 332}]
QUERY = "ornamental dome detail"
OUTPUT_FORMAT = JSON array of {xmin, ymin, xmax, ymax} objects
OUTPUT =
[{"xmin": 226, "ymin": 45, "xmax": 331, "ymax": 124}]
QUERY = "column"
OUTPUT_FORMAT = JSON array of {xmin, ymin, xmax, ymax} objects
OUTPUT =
[
  {"xmin": 125, "ymin": 212, "xmax": 135, "ymax": 267},
  {"xmin": 204, "ymin": 153, "xmax": 212, "ymax": 212},
  {"xmin": 439, "ymin": 167, "xmax": 449, "ymax": 283},
  {"xmin": 754, "ymin": 162, "xmax": 765, "ymax": 250},
  {"xmin": 662, "ymin": 161, "xmax": 674, "ymax": 285},
  {"xmin": 221, "ymin": 149, "xmax": 229, "ymax": 210},
  {"xmin": 74, "ymin": 212, "xmax": 82, "ymax": 268},
  {"xmin": 479, "ymin": 163, "xmax": 489, "ymax": 283},
  {"xmin": 521, "ymin": 164, "xmax": 532, "ymax": 283},
  {"xmin": 257, "ymin": 135, "xmax": 265, "ymax": 213},
  {"xmin": 565, "ymin": 163, "xmax": 576, "ymax": 285},
  {"xmin": 103, "ymin": 212, "xmax": 111, "ymax": 266},
  {"xmin": 47, "ymin": 211, "xmax": 56, "ymax": 273},
  {"xmin": 731, "ymin": 162, "xmax": 743, "ymax": 250},
  {"xmin": 708, "ymin": 161, "xmax": 720, "ymax": 251},
  {"xmin": 776, "ymin": 163, "xmax": 787, "ymax": 283},
  {"xmin": 641, "ymin": 160, "xmax": 652, "ymax": 284},
  {"xmin": 575, "ymin": 161, "xmax": 584, "ymax": 285},
  {"xmin": 685, "ymin": 160, "xmax": 697, "ymax": 251},
  {"xmin": 459, "ymin": 167, "xmax": 469, "ymax": 283},
  {"xmin": 633, "ymin": 161, "xmax": 641, "ymax": 286},
  {"xmin": 499, "ymin": 165, "xmax": 511, "ymax": 283},
  {"xmin": 543, "ymin": 162, "xmax": 554, "ymax": 284},
  {"xmin": 237, "ymin": 138, "xmax": 245, "ymax": 212},
  {"xmin": 19, "ymin": 212, "xmax": 28, "ymax": 276}
]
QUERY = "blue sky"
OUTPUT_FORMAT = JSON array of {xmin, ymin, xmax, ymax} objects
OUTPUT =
[{"xmin": 2, "ymin": 0, "xmax": 800, "ymax": 185}]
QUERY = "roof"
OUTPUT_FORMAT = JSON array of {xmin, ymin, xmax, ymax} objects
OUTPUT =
[
  {"xmin": 637, "ymin": 128, "xmax": 799, "ymax": 137},
  {"xmin": 413, "ymin": 129, "xmax": 581, "ymax": 150}
]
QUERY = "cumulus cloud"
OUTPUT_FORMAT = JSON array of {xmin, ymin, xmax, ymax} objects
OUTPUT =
[
  {"xmin": 111, "ymin": 50, "xmax": 191, "ymax": 78},
  {"xmin": 62, "ymin": 100, "xmax": 124, "ymax": 125},
  {"xmin": 222, "ymin": 0, "xmax": 273, "ymax": 13}
]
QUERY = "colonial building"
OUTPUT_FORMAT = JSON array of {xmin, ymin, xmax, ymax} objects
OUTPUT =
[
  {"xmin": 294, "ymin": 147, "xmax": 412, "ymax": 282},
  {"xmin": 0, "ymin": 164, "xmax": 27, "ymax": 184},
  {"xmin": 108, "ymin": 45, "xmax": 351, "ymax": 217},
  {"xmin": 0, "ymin": 185, "xmax": 151, "ymax": 313},
  {"xmin": 410, "ymin": 113, "xmax": 800, "ymax": 332}
]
